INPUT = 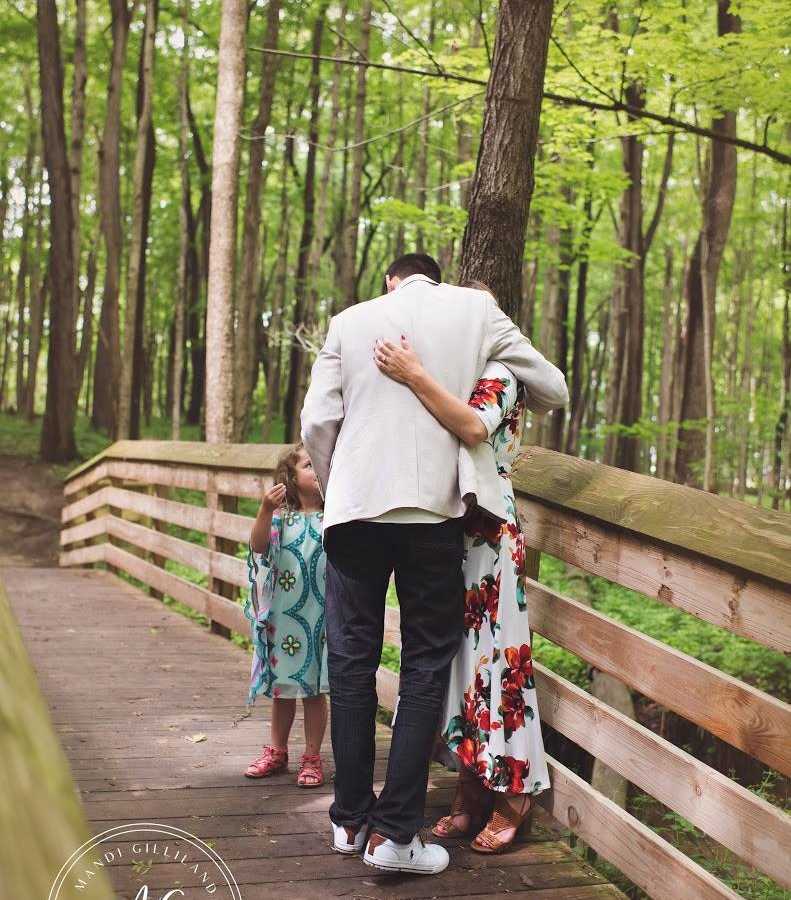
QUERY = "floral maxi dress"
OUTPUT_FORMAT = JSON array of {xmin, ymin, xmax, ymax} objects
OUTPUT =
[
  {"xmin": 442, "ymin": 361, "xmax": 551, "ymax": 796},
  {"xmin": 245, "ymin": 510, "xmax": 329, "ymax": 703}
]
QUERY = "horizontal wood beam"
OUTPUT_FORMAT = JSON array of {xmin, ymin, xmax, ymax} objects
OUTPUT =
[
  {"xmin": 526, "ymin": 578, "xmax": 790, "ymax": 776},
  {"xmin": 65, "ymin": 440, "xmax": 292, "ymax": 483},
  {"xmin": 539, "ymin": 756, "xmax": 740, "ymax": 900},
  {"xmin": 104, "ymin": 546, "xmax": 249, "ymax": 635},
  {"xmin": 513, "ymin": 446, "xmax": 791, "ymax": 585},
  {"xmin": 534, "ymin": 663, "xmax": 791, "ymax": 886},
  {"xmin": 62, "ymin": 487, "xmax": 254, "ymax": 546},
  {"xmin": 516, "ymin": 497, "xmax": 790, "ymax": 653}
]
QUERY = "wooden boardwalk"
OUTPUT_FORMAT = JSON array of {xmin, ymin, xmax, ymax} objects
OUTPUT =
[{"xmin": 4, "ymin": 565, "xmax": 625, "ymax": 900}]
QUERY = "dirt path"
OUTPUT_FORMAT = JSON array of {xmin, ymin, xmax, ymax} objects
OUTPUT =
[{"xmin": 0, "ymin": 455, "xmax": 63, "ymax": 567}]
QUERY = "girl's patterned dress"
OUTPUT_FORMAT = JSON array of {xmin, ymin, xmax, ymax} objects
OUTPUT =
[
  {"xmin": 245, "ymin": 510, "xmax": 329, "ymax": 702},
  {"xmin": 441, "ymin": 360, "xmax": 551, "ymax": 796}
]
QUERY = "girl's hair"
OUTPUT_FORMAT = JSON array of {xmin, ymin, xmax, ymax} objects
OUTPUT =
[
  {"xmin": 274, "ymin": 443, "xmax": 305, "ymax": 511},
  {"xmin": 462, "ymin": 279, "xmax": 499, "ymax": 304}
]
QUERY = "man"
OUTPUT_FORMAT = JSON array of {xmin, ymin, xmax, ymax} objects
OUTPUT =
[{"xmin": 301, "ymin": 253, "xmax": 567, "ymax": 875}]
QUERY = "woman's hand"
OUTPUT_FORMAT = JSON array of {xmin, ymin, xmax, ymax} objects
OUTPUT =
[
  {"xmin": 261, "ymin": 482, "xmax": 287, "ymax": 514},
  {"xmin": 374, "ymin": 336, "xmax": 424, "ymax": 386}
]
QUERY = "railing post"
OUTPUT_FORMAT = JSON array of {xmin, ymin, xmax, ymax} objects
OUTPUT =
[
  {"xmin": 206, "ymin": 472, "xmax": 236, "ymax": 638},
  {"xmin": 148, "ymin": 483, "xmax": 167, "ymax": 599}
]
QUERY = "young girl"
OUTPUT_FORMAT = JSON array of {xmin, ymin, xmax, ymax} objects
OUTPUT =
[{"xmin": 243, "ymin": 444, "xmax": 329, "ymax": 788}]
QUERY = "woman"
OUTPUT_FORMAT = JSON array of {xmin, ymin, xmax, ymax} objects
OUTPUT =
[{"xmin": 373, "ymin": 297, "xmax": 551, "ymax": 854}]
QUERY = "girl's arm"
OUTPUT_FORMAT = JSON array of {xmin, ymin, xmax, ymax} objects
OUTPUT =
[
  {"xmin": 374, "ymin": 338, "xmax": 488, "ymax": 447},
  {"xmin": 250, "ymin": 483, "xmax": 287, "ymax": 553}
]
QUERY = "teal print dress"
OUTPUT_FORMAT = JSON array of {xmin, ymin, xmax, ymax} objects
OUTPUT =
[{"xmin": 244, "ymin": 510, "xmax": 329, "ymax": 702}]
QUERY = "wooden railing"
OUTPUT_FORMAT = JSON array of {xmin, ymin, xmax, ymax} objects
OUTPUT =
[
  {"xmin": 0, "ymin": 579, "xmax": 114, "ymax": 900},
  {"xmin": 60, "ymin": 440, "xmax": 791, "ymax": 899}
]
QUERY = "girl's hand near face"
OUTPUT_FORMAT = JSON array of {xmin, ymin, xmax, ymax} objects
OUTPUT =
[
  {"xmin": 261, "ymin": 482, "xmax": 287, "ymax": 514},
  {"xmin": 374, "ymin": 337, "xmax": 424, "ymax": 387}
]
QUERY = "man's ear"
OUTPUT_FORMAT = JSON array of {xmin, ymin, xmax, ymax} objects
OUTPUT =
[{"xmin": 385, "ymin": 274, "xmax": 394, "ymax": 293}]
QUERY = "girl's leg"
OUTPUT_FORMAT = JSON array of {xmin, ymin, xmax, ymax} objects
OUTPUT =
[
  {"xmin": 302, "ymin": 694, "xmax": 328, "ymax": 756},
  {"xmin": 270, "ymin": 698, "xmax": 297, "ymax": 751},
  {"xmin": 244, "ymin": 698, "xmax": 295, "ymax": 778}
]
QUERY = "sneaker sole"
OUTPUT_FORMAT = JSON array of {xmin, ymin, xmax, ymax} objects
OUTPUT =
[
  {"xmin": 332, "ymin": 843, "xmax": 363, "ymax": 855},
  {"xmin": 362, "ymin": 856, "xmax": 448, "ymax": 875}
]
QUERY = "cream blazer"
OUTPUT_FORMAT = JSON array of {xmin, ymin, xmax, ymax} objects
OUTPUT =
[{"xmin": 301, "ymin": 276, "xmax": 569, "ymax": 533}]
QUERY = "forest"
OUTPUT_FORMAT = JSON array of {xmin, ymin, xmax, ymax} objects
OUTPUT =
[{"xmin": 0, "ymin": 0, "xmax": 789, "ymax": 499}]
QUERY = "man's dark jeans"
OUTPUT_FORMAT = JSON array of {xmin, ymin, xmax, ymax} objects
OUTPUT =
[{"xmin": 324, "ymin": 518, "xmax": 465, "ymax": 844}]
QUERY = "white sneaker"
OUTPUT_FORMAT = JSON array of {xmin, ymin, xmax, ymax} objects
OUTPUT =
[
  {"xmin": 363, "ymin": 833, "xmax": 449, "ymax": 875},
  {"xmin": 331, "ymin": 821, "xmax": 366, "ymax": 855}
]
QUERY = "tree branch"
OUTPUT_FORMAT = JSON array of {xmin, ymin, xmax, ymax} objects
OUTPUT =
[{"xmin": 247, "ymin": 46, "xmax": 791, "ymax": 166}]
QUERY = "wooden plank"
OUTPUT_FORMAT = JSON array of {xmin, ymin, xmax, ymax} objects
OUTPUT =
[
  {"xmin": 0, "ymin": 576, "xmax": 113, "ymax": 900},
  {"xmin": 60, "ymin": 514, "xmax": 108, "ymax": 547},
  {"xmin": 534, "ymin": 663, "xmax": 791, "ymax": 887},
  {"xmin": 376, "ymin": 665, "xmax": 399, "ymax": 712},
  {"xmin": 525, "ymin": 577, "xmax": 791, "ymax": 776},
  {"xmin": 61, "ymin": 485, "xmax": 112, "ymax": 525},
  {"xmin": 513, "ymin": 446, "xmax": 791, "ymax": 585},
  {"xmin": 384, "ymin": 604, "xmax": 401, "ymax": 645},
  {"xmin": 100, "ymin": 459, "xmax": 272, "ymax": 500},
  {"xmin": 104, "ymin": 545, "xmax": 249, "ymax": 635},
  {"xmin": 66, "ymin": 486, "xmax": 253, "ymax": 544},
  {"xmin": 517, "ymin": 497, "xmax": 791, "ymax": 653},
  {"xmin": 106, "ymin": 515, "xmax": 248, "ymax": 589},
  {"xmin": 540, "ymin": 756, "xmax": 740, "ymax": 900},
  {"xmin": 62, "ymin": 460, "xmax": 110, "ymax": 497},
  {"xmin": 65, "ymin": 439, "xmax": 292, "ymax": 482},
  {"xmin": 59, "ymin": 542, "xmax": 107, "ymax": 567}
]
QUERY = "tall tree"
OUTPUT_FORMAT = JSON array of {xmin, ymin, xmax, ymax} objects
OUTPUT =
[
  {"xmin": 69, "ymin": 0, "xmax": 88, "ymax": 322},
  {"xmin": 339, "ymin": 0, "xmax": 372, "ymax": 307},
  {"xmin": 118, "ymin": 0, "xmax": 157, "ymax": 439},
  {"xmin": 205, "ymin": 0, "xmax": 247, "ymax": 443},
  {"xmin": 676, "ymin": 1, "xmax": 741, "ymax": 489},
  {"xmin": 172, "ymin": 0, "xmax": 191, "ymax": 440},
  {"xmin": 283, "ymin": 3, "xmax": 328, "ymax": 440},
  {"xmin": 37, "ymin": 0, "xmax": 77, "ymax": 460},
  {"xmin": 459, "ymin": 0, "xmax": 554, "ymax": 320},
  {"xmin": 92, "ymin": 0, "xmax": 133, "ymax": 434},
  {"xmin": 233, "ymin": 0, "xmax": 282, "ymax": 441}
]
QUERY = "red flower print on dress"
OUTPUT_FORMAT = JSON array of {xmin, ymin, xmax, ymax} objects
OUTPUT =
[
  {"xmin": 503, "ymin": 644, "xmax": 534, "ymax": 690},
  {"xmin": 486, "ymin": 755, "xmax": 529, "ymax": 793},
  {"xmin": 499, "ymin": 687, "xmax": 527, "ymax": 738},
  {"xmin": 469, "ymin": 378, "xmax": 509, "ymax": 411},
  {"xmin": 463, "ymin": 574, "xmax": 500, "ymax": 646}
]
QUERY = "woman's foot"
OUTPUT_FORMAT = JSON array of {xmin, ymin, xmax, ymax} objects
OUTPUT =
[
  {"xmin": 432, "ymin": 769, "xmax": 489, "ymax": 838},
  {"xmin": 297, "ymin": 753, "xmax": 324, "ymax": 787},
  {"xmin": 471, "ymin": 794, "xmax": 532, "ymax": 854},
  {"xmin": 244, "ymin": 745, "xmax": 288, "ymax": 778}
]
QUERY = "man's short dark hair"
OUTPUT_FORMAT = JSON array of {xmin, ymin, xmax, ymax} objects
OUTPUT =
[{"xmin": 385, "ymin": 253, "xmax": 442, "ymax": 286}]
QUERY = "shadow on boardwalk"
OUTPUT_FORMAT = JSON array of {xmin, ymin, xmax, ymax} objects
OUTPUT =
[{"xmin": 3, "ymin": 565, "xmax": 624, "ymax": 899}]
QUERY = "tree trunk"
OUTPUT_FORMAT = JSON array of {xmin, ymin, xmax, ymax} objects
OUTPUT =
[
  {"xmin": 566, "ymin": 193, "xmax": 594, "ymax": 456},
  {"xmin": 604, "ymin": 82, "xmax": 645, "ymax": 473},
  {"xmin": 677, "ymin": 1, "xmax": 740, "ymax": 489},
  {"xmin": 75, "ymin": 245, "xmax": 96, "ymax": 395},
  {"xmin": 15, "ymin": 98, "xmax": 36, "ymax": 415},
  {"xmin": 205, "ymin": 0, "xmax": 247, "ymax": 444},
  {"xmin": 775, "ymin": 199, "xmax": 791, "ymax": 509},
  {"xmin": 414, "ymin": 6, "xmax": 435, "ymax": 255},
  {"xmin": 339, "ymin": 0, "xmax": 372, "ymax": 307},
  {"xmin": 37, "ymin": 0, "xmax": 77, "ymax": 461},
  {"xmin": 172, "ymin": 0, "xmax": 191, "ymax": 440},
  {"xmin": 92, "ymin": 0, "xmax": 132, "ymax": 434},
  {"xmin": 459, "ymin": 0, "xmax": 554, "ymax": 320},
  {"xmin": 118, "ymin": 0, "xmax": 157, "ymax": 439},
  {"xmin": 70, "ymin": 0, "xmax": 88, "ymax": 323},
  {"xmin": 283, "ymin": 4, "xmax": 327, "ymax": 441},
  {"xmin": 656, "ymin": 246, "xmax": 679, "ymax": 480},
  {"xmin": 233, "ymin": 0, "xmax": 281, "ymax": 440},
  {"xmin": 24, "ymin": 194, "xmax": 47, "ymax": 420}
]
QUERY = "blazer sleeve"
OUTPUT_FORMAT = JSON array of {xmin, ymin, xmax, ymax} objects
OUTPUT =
[
  {"xmin": 301, "ymin": 315, "xmax": 344, "ymax": 495},
  {"xmin": 483, "ymin": 295, "xmax": 569, "ymax": 414}
]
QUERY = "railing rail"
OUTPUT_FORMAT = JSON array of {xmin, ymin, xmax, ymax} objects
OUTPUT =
[{"xmin": 60, "ymin": 440, "xmax": 791, "ymax": 899}]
